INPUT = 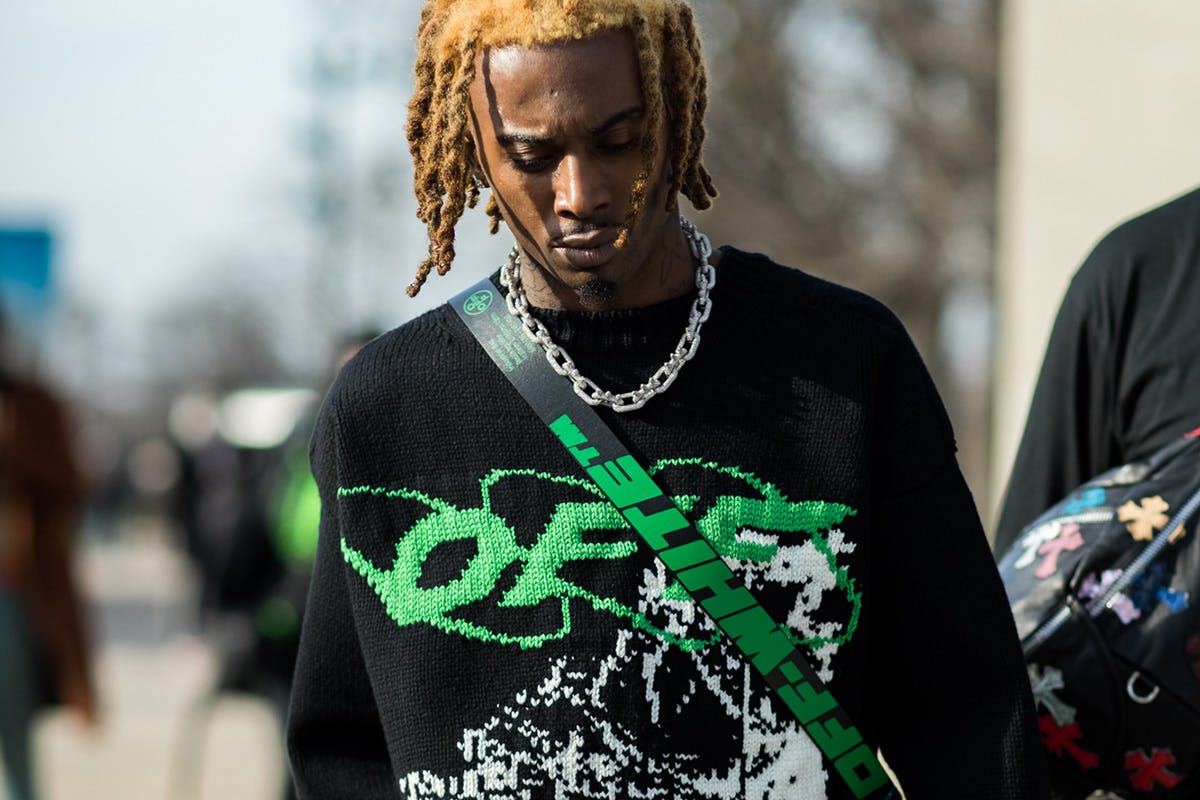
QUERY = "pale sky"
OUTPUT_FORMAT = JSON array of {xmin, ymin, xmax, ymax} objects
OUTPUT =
[
  {"xmin": 0, "ymin": 0, "xmax": 508, "ymax": 397},
  {"xmin": 1, "ymin": 0, "xmax": 312, "ymax": 312},
  {"xmin": 0, "ymin": 0, "xmax": 915, "ymax": 402}
]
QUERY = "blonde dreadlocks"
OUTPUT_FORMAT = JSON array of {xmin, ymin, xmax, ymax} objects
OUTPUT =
[{"xmin": 405, "ymin": 0, "xmax": 717, "ymax": 297}]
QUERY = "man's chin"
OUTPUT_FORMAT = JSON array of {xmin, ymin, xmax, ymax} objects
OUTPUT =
[{"xmin": 578, "ymin": 278, "xmax": 618, "ymax": 310}]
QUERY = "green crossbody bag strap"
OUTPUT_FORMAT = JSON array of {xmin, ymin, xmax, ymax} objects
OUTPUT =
[{"xmin": 450, "ymin": 277, "xmax": 900, "ymax": 800}]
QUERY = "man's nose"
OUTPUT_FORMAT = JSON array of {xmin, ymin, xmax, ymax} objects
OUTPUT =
[{"xmin": 553, "ymin": 153, "xmax": 611, "ymax": 219}]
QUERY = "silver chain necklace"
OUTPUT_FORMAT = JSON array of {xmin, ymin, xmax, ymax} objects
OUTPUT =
[{"xmin": 499, "ymin": 217, "xmax": 715, "ymax": 413}]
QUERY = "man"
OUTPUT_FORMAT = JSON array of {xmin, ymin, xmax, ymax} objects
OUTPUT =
[
  {"xmin": 287, "ymin": 2, "xmax": 1048, "ymax": 797},
  {"xmin": 994, "ymin": 186, "xmax": 1200, "ymax": 556}
]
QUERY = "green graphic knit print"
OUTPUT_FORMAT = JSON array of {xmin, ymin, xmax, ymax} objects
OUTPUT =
[{"xmin": 339, "ymin": 460, "xmax": 860, "ymax": 657}]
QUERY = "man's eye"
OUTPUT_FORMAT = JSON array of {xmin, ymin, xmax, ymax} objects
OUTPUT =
[
  {"xmin": 600, "ymin": 139, "xmax": 640, "ymax": 154},
  {"xmin": 509, "ymin": 155, "xmax": 553, "ymax": 173}
]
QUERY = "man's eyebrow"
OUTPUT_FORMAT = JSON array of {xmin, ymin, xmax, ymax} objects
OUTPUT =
[
  {"xmin": 496, "ymin": 130, "xmax": 551, "ymax": 147},
  {"xmin": 495, "ymin": 106, "xmax": 646, "ymax": 146},
  {"xmin": 588, "ymin": 106, "xmax": 645, "ymax": 135}
]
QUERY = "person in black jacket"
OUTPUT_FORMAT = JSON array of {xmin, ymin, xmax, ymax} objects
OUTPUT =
[
  {"xmin": 995, "ymin": 186, "xmax": 1200, "ymax": 556},
  {"xmin": 287, "ymin": 2, "xmax": 1049, "ymax": 797}
]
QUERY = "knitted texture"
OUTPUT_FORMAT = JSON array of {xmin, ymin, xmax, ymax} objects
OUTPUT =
[{"xmin": 288, "ymin": 247, "xmax": 1049, "ymax": 799}]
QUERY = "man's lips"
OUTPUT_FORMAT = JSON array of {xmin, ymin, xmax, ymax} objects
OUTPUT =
[
  {"xmin": 553, "ymin": 229, "xmax": 619, "ymax": 250},
  {"xmin": 552, "ymin": 229, "xmax": 620, "ymax": 269}
]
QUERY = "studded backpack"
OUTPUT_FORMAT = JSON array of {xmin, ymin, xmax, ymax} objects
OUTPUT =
[{"xmin": 998, "ymin": 428, "xmax": 1200, "ymax": 798}]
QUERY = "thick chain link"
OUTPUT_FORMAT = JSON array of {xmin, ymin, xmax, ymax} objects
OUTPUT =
[{"xmin": 499, "ymin": 218, "xmax": 715, "ymax": 413}]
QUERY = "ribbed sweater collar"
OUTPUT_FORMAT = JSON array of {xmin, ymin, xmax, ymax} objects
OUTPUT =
[{"xmin": 492, "ymin": 271, "xmax": 703, "ymax": 356}]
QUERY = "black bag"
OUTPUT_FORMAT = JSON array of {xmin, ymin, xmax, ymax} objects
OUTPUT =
[{"xmin": 998, "ymin": 429, "xmax": 1200, "ymax": 799}]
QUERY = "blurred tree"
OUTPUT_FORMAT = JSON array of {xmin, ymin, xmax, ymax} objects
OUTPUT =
[
  {"xmin": 695, "ymin": 0, "xmax": 997, "ymax": 507},
  {"xmin": 146, "ymin": 271, "xmax": 289, "ymax": 395},
  {"xmin": 296, "ymin": 0, "xmax": 415, "ymax": 345}
]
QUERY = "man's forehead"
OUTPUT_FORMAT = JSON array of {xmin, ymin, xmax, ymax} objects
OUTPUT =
[
  {"xmin": 481, "ymin": 28, "xmax": 636, "ymax": 73},
  {"xmin": 472, "ymin": 31, "xmax": 645, "ymax": 134}
]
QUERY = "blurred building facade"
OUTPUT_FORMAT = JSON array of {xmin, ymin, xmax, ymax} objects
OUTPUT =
[{"xmin": 991, "ymin": 0, "xmax": 1200, "ymax": 522}]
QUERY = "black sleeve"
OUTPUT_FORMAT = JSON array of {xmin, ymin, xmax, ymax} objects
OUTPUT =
[
  {"xmin": 868, "ymin": 333, "xmax": 1050, "ymax": 799},
  {"xmin": 286, "ymin": 396, "xmax": 396, "ymax": 798},
  {"xmin": 993, "ymin": 244, "xmax": 1124, "ymax": 556}
]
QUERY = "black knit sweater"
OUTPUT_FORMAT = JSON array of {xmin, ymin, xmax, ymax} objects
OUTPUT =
[{"xmin": 287, "ymin": 247, "xmax": 1049, "ymax": 799}]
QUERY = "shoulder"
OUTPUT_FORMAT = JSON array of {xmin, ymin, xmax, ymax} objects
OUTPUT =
[
  {"xmin": 1094, "ymin": 184, "xmax": 1200, "ymax": 253},
  {"xmin": 715, "ymin": 245, "xmax": 912, "ymax": 347},
  {"xmin": 325, "ymin": 305, "xmax": 463, "ymax": 410},
  {"xmin": 1075, "ymin": 185, "xmax": 1200, "ymax": 286},
  {"xmin": 714, "ymin": 249, "xmax": 958, "ymax": 476},
  {"xmin": 313, "ymin": 304, "xmax": 469, "ymax": 443}
]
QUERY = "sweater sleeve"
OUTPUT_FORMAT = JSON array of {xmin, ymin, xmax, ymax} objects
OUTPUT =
[
  {"xmin": 286, "ymin": 394, "xmax": 397, "ymax": 798},
  {"xmin": 867, "ymin": 333, "xmax": 1050, "ymax": 799},
  {"xmin": 993, "ymin": 244, "xmax": 1124, "ymax": 556}
]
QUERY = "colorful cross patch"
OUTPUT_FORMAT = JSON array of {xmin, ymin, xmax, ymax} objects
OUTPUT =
[
  {"xmin": 1028, "ymin": 665, "xmax": 1076, "ymax": 725},
  {"xmin": 1078, "ymin": 570, "xmax": 1141, "ymax": 624},
  {"xmin": 1125, "ymin": 747, "xmax": 1183, "ymax": 791},
  {"xmin": 1118, "ymin": 496, "xmax": 1170, "ymax": 542},
  {"xmin": 1157, "ymin": 587, "xmax": 1190, "ymax": 613},
  {"xmin": 1015, "ymin": 522, "xmax": 1064, "ymax": 570},
  {"xmin": 1038, "ymin": 714, "xmax": 1099, "ymax": 770},
  {"xmin": 1034, "ymin": 523, "xmax": 1084, "ymax": 579},
  {"xmin": 1125, "ymin": 562, "xmax": 1190, "ymax": 616},
  {"xmin": 1063, "ymin": 487, "xmax": 1106, "ymax": 515}
]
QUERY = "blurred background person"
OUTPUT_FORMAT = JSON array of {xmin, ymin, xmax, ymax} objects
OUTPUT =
[
  {"xmin": 994, "ymin": 186, "xmax": 1200, "ymax": 555},
  {"xmin": 0, "ymin": 327, "xmax": 98, "ymax": 800},
  {"xmin": 992, "ymin": 186, "xmax": 1200, "ymax": 800},
  {"xmin": 166, "ymin": 328, "xmax": 376, "ymax": 800}
]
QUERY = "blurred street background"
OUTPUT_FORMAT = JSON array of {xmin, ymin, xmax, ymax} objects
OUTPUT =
[
  {"xmin": 2, "ymin": 0, "xmax": 1198, "ymax": 796},
  {"xmin": 27, "ymin": 521, "xmax": 286, "ymax": 799}
]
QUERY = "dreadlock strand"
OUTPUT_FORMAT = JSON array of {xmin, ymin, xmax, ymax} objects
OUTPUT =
[
  {"xmin": 426, "ymin": 39, "xmax": 481, "ymax": 278},
  {"xmin": 615, "ymin": 10, "xmax": 662, "ymax": 249},
  {"xmin": 413, "ymin": 40, "xmax": 471, "ymax": 281},
  {"xmin": 408, "ymin": 8, "xmax": 445, "ymax": 181},
  {"xmin": 407, "ymin": 258, "xmax": 434, "ymax": 297},
  {"xmin": 659, "ymin": 7, "xmax": 689, "ymax": 207},
  {"xmin": 679, "ymin": 5, "xmax": 716, "ymax": 208},
  {"xmin": 486, "ymin": 196, "xmax": 502, "ymax": 234}
]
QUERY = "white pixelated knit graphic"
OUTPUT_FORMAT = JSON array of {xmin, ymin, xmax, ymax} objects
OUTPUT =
[{"xmin": 397, "ymin": 525, "xmax": 854, "ymax": 799}]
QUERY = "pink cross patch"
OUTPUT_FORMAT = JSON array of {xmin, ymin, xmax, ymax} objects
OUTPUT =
[{"xmin": 1035, "ymin": 523, "xmax": 1084, "ymax": 579}]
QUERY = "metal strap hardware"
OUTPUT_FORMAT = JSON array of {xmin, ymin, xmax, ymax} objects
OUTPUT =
[{"xmin": 1126, "ymin": 671, "xmax": 1160, "ymax": 705}]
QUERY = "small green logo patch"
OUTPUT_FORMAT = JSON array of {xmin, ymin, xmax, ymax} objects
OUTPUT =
[{"xmin": 463, "ymin": 289, "xmax": 493, "ymax": 315}]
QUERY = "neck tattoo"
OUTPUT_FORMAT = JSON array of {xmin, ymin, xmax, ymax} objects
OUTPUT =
[{"xmin": 500, "ymin": 217, "xmax": 715, "ymax": 413}]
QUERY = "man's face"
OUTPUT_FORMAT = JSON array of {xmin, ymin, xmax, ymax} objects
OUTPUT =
[{"xmin": 468, "ymin": 30, "xmax": 680, "ymax": 309}]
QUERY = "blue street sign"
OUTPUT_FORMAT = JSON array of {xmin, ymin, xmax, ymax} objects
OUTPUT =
[{"xmin": 0, "ymin": 226, "xmax": 55, "ymax": 330}]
